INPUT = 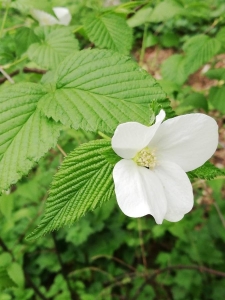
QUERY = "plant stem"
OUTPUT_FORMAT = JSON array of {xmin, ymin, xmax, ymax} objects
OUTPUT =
[
  {"xmin": 98, "ymin": 131, "xmax": 111, "ymax": 140},
  {"xmin": 57, "ymin": 144, "xmax": 67, "ymax": 157},
  {"xmin": 0, "ymin": 66, "xmax": 15, "ymax": 84},
  {"xmin": 0, "ymin": 0, "xmax": 11, "ymax": 38},
  {"xmin": 139, "ymin": 23, "xmax": 148, "ymax": 65}
]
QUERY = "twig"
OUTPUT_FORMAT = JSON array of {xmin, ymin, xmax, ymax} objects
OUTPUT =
[
  {"xmin": 91, "ymin": 254, "xmax": 136, "ymax": 272},
  {"xmin": 213, "ymin": 202, "xmax": 225, "ymax": 228},
  {"xmin": 0, "ymin": 67, "xmax": 15, "ymax": 84},
  {"xmin": 23, "ymin": 67, "xmax": 46, "ymax": 74},
  {"xmin": 131, "ymin": 264, "xmax": 225, "ymax": 300},
  {"xmin": 57, "ymin": 144, "xmax": 67, "ymax": 157},
  {"xmin": 0, "ymin": 69, "xmax": 19, "ymax": 84},
  {"xmin": 52, "ymin": 232, "xmax": 77, "ymax": 299},
  {"xmin": 0, "ymin": 0, "xmax": 11, "ymax": 38}
]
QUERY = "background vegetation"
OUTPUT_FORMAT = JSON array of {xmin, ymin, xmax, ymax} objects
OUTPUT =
[{"xmin": 0, "ymin": 0, "xmax": 225, "ymax": 299}]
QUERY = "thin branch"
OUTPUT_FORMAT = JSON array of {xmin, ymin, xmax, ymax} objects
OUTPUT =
[
  {"xmin": 0, "ymin": 69, "xmax": 19, "ymax": 84},
  {"xmin": 0, "ymin": 0, "xmax": 11, "ymax": 38},
  {"xmin": 23, "ymin": 67, "xmax": 46, "ymax": 74},
  {"xmin": 0, "ymin": 67, "xmax": 15, "ymax": 84},
  {"xmin": 137, "ymin": 218, "xmax": 148, "ymax": 270},
  {"xmin": 213, "ymin": 202, "xmax": 225, "ymax": 228},
  {"xmin": 91, "ymin": 254, "xmax": 136, "ymax": 272},
  {"xmin": 131, "ymin": 264, "xmax": 225, "ymax": 300},
  {"xmin": 57, "ymin": 144, "xmax": 67, "ymax": 157}
]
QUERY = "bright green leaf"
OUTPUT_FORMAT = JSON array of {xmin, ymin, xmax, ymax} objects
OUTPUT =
[
  {"xmin": 127, "ymin": 6, "xmax": 153, "ymax": 27},
  {"xmin": 208, "ymin": 86, "xmax": 225, "ymax": 114},
  {"xmin": 161, "ymin": 54, "xmax": 187, "ymax": 85},
  {"xmin": 205, "ymin": 68, "xmax": 225, "ymax": 81},
  {"xmin": 83, "ymin": 13, "xmax": 132, "ymax": 54},
  {"xmin": 187, "ymin": 161, "xmax": 225, "ymax": 180},
  {"xmin": 27, "ymin": 140, "xmax": 120, "ymax": 239},
  {"xmin": 149, "ymin": 0, "xmax": 184, "ymax": 23},
  {"xmin": 39, "ymin": 49, "xmax": 170, "ymax": 133},
  {"xmin": 7, "ymin": 262, "xmax": 24, "ymax": 288},
  {"xmin": 183, "ymin": 34, "xmax": 221, "ymax": 76},
  {"xmin": 27, "ymin": 26, "xmax": 79, "ymax": 69},
  {"xmin": 15, "ymin": 27, "xmax": 40, "ymax": 57},
  {"xmin": 0, "ymin": 268, "xmax": 15, "ymax": 290},
  {"xmin": 0, "ymin": 195, "xmax": 14, "ymax": 219},
  {"xmin": 0, "ymin": 83, "xmax": 61, "ymax": 191},
  {"xmin": 0, "ymin": 253, "xmax": 12, "ymax": 268}
]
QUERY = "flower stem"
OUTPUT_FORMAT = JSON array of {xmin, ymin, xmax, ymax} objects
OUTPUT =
[{"xmin": 0, "ymin": 0, "xmax": 11, "ymax": 38}]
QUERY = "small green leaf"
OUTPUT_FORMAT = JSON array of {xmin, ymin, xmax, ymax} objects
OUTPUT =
[
  {"xmin": 127, "ymin": 6, "xmax": 153, "ymax": 27},
  {"xmin": 149, "ymin": 0, "xmax": 184, "ymax": 23},
  {"xmin": 27, "ymin": 26, "xmax": 79, "ymax": 69},
  {"xmin": 0, "ymin": 195, "xmax": 14, "ymax": 219},
  {"xmin": 0, "ymin": 253, "xmax": 12, "ymax": 268},
  {"xmin": 0, "ymin": 268, "xmax": 16, "ymax": 289},
  {"xmin": 161, "ymin": 54, "xmax": 187, "ymax": 86},
  {"xmin": 7, "ymin": 262, "xmax": 24, "ymax": 288},
  {"xmin": 187, "ymin": 162, "xmax": 225, "ymax": 180},
  {"xmin": 183, "ymin": 34, "xmax": 221, "ymax": 76},
  {"xmin": 181, "ymin": 92, "xmax": 208, "ymax": 112},
  {"xmin": 208, "ymin": 86, "xmax": 225, "ymax": 114},
  {"xmin": 83, "ymin": 13, "xmax": 132, "ymax": 54},
  {"xmin": 39, "ymin": 49, "xmax": 170, "ymax": 133},
  {"xmin": 0, "ymin": 83, "xmax": 61, "ymax": 191},
  {"xmin": 205, "ymin": 68, "xmax": 225, "ymax": 81},
  {"xmin": 27, "ymin": 140, "xmax": 120, "ymax": 239},
  {"xmin": 15, "ymin": 27, "xmax": 40, "ymax": 57}
]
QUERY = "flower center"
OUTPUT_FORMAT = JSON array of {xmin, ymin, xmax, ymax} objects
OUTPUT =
[{"xmin": 133, "ymin": 147, "xmax": 157, "ymax": 169}]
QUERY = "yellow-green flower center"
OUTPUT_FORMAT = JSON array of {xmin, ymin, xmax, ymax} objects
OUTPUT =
[{"xmin": 133, "ymin": 147, "xmax": 157, "ymax": 169}]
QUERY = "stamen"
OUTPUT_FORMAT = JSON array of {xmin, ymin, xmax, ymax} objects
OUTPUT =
[{"xmin": 133, "ymin": 147, "xmax": 157, "ymax": 169}]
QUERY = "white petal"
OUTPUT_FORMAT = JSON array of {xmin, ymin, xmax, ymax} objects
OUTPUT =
[
  {"xmin": 112, "ymin": 110, "xmax": 165, "ymax": 159},
  {"xmin": 31, "ymin": 9, "xmax": 59, "ymax": 26},
  {"xmin": 53, "ymin": 7, "xmax": 72, "ymax": 25},
  {"xmin": 113, "ymin": 159, "xmax": 167, "ymax": 224},
  {"xmin": 154, "ymin": 161, "xmax": 193, "ymax": 222},
  {"xmin": 149, "ymin": 113, "xmax": 218, "ymax": 172}
]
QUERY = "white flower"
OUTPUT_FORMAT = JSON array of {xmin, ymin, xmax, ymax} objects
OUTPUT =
[
  {"xmin": 31, "ymin": 7, "xmax": 71, "ymax": 26},
  {"xmin": 112, "ymin": 110, "xmax": 218, "ymax": 224}
]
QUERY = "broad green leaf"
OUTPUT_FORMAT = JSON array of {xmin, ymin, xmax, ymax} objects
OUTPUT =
[
  {"xmin": 15, "ymin": 27, "xmax": 40, "ymax": 57},
  {"xmin": 127, "ymin": 7, "xmax": 153, "ymax": 27},
  {"xmin": 187, "ymin": 162, "xmax": 225, "ymax": 180},
  {"xmin": 0, "ymin": 268, "xmax": 16, "ymax": 289},
  {"xmin": 161, "ymin": 54, "xmax": 187, "ymax": 85},
  {"xmin": 216, "ymin": 27, "xmax": 225, "ymax": 50},
  {"xmin": 39, "ymin": 49, "xmax": 170, "ymax": 133},
  {"xmin": 183, "ymin": 35, "xmax": 221, "ymax": 76},
  {"xmin": 83, "ymin": 13, "xmax": 132, "ymax": 54},
  {"xmin": 148, "ymin": 0, "xmax": 184, "ymax": 23},
  {"xmin": 180, "ymin": 92, "xmax": 208, "ymax": 112},
  {"xmin": 27, "ymin": 140, "xmax": 120, "ymax": 239},
  {"xmin": 208, "ymin": 86, "xmax": 225, "ymax": 114},
  {"xmin": 27, "ymin": 26, "xmax": 79, "ymax": 69},
  {"xmin": 0, "ymin": 83, "xmax": 61, "ymax": 191},
  {"xmin": 7, "ymin": 262, "xmax": 24, "ymax": 288},
  {"xmin": 0, "ymin": 195, "xmax": 14, "ymax": 219},
  {"xmin": 0, "ymin": 253, "xmax": 12, "ymax": 268}
]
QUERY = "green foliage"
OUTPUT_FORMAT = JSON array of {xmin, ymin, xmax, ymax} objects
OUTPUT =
[
  {"xmin": 208, "ymin": 86, "xmax": 225, "ymax": 114},
  {"xmin": 27, "ymin": 26, "xmax": 79, "ymax": 69},
  {"xmin": 0, "ymin": 83, "xmax": 61, "ymax": 191},
  {"xmin": 27, "ymin": 139, "xmax": 119, "ymax": 239},
  {"xmin": 39, "ymin": 49, "xmax": 167, "ymax": 132},
  {"xmin": 83, "ymin": 13, "xmax": 132, "ymax": 54},
  {"xmin": 149, "ymin": 0, "xmax": 184, "ymax": 23},
  {"xmin": 127, "ymin": 6, "xmax": 153, "ymax": 27},
  {"xmin": 187, "ymin": 161, "xmax": 225, "ymax": 180},
  {"xmin": 183, "ymin": 34, "xmax": 221, "ymax": 76},
  {"xmin": 15, "ymin": 27, "xmax": 40, "ymax": 57},
  {"xmin": 161, "ymin": 54, "xmax": 186, "ymax": 85}
]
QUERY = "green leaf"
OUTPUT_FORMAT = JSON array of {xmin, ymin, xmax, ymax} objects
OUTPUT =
[
  {"xmin": 187, "ymin": 162, "xmax": 225, "ymax": 180},
  {"xmin": 27, "ymin": 140, "xmax": 120, "ymax": 239},
  {"xmin": 15, "ymin": 27, "xmax": 40, "ymax": 57},
  {"xmin": 216, "ymin": 27, "xmax": 225, "ymax": 50},
  {"xmin": 0, "ymin": 83, "xmax": 61, "ymax": 191},
  {"xmin": 27, "ymin": 26, "xmax": 79, "ymax": 70},
  {"xmin": 180, "ymin": 92, "xmax": 208, "ymax": 112},
  {"xmin": 39, "ymin": 49, "xmax": 170, "ymax": 133},
  {"xmin": 183, "ymin": 35, "xmax": 221, "ymax": 76},
  {"xmin": 0, "ymin": 195, "xmax": 14, "ymax": 219},
  {"xmin": 83, "ymin": 13, "xmax": 132, "ymax": 54},
  {"xmin": 208, "ymin": 86, "xmax": 225, "ymax": 114},
  {"xmin": 127, "ymin": 6, "xmax": 153, "ymax": 27},
  {"xmin": 149, "ymin": 0, "xmax": 184, "ymax": 23},
  {"xmin": 205, "ymin": 68, "xmax": 225, "ymax": 81},
  {"xmin": 161, "ymin": 54, "xmax": 187, "ymax": 85},
  {"xmin": 7, "ymin": 262, "xmax": 24, "ymax": 288},
  {"xmin": 0, "ymin": 268, "xmax": 16, "ymax": 290}
]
